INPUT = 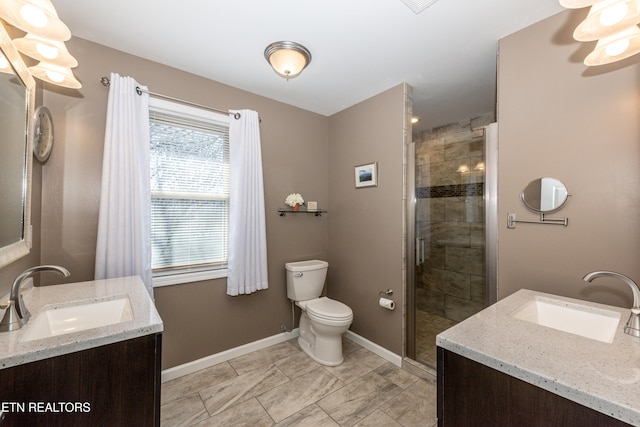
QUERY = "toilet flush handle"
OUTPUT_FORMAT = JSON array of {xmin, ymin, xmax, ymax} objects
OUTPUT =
[{"xmin": 293, "ymin": 272, "xmax": 303, "ymax": 277}]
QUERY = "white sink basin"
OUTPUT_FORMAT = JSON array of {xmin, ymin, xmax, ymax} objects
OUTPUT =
[
  {"xmin": 512, "ymin": 296, "xmax": 621, "ymax": 343},
  {"xmin": 21, "ymin": 296, "xmax": 134, "ymax": 342}
]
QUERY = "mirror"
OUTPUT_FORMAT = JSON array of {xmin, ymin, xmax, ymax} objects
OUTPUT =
[
  {"xmin": 0, "ymin": 22, "xmax": 35, "ymax": 268},
  {"xmin": 521, "ymin": 177, "xmax": 569, "ymax": 213}
]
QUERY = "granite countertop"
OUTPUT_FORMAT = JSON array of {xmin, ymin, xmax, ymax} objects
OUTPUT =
[
  {"xmin": 0, "ymin": 276, "xmax": 163, "ymax": 369},
  {"xmin": 436, "ymin": 289, "xmax": 640, "ymax": 426}
]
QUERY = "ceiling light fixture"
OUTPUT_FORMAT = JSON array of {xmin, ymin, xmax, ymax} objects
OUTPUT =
[
  {"xmin": 264, "ymin": 41, "xmax": 311, "ymax": 80},
  {"xmin": 559, "ymin": 0, "xmax": 640, "ymax": 66}
]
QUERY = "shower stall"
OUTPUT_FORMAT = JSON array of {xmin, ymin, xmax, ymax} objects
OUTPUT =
[{"xmin": 406, "ymin": 119, "xmax": 497, "ymax": 367}]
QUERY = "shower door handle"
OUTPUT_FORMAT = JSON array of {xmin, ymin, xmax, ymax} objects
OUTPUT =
[{"xmin": 416, "ymin": 237, "xmax": 425, "ymax": 266}]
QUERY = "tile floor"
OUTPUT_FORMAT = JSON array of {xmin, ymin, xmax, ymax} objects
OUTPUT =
[{"xmin": 161, "ymin": 338, "xmax": 437, "ymax": 426}]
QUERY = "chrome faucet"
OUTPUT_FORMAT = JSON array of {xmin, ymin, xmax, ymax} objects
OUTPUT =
[
  {"xmin": 583, "ymin": 270, "xmax": 640, "ymax": 338},
  {"xmin": 0, "ymin": 265, "xmax": 70, "ymax": 332}
]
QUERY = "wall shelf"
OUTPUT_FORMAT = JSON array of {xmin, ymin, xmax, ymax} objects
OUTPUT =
[{"xmin": 278, "ymin": 208, "xmax": 327, "ymax": 217}]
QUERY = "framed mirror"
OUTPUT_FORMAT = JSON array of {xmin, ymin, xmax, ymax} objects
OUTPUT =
[
  {"xmin": 0, "ymin": 22, "xmax": 35, "ymax": 268},
  {"xmin": 521, "ymin": 177, "xmax": 569, "ymax": 213}
]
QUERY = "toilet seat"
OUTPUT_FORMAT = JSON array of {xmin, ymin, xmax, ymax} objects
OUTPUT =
[{"xmin": 306, "ymin": 297, "xmax": 353, "ymax": 322}]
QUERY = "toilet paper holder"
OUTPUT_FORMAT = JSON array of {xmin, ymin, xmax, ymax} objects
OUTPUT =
[{"xmin": 379, "ymin": 289, "xmax": 393, "ymax": 297}]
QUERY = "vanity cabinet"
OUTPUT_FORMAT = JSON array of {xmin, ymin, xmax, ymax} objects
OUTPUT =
[
  {"xmin": 437, "ymin": 347, "xmax": 631, "ymax": 427},
  {"xmin": 0, "ymin": 333, "xmax": 161, "ymax": 427}
]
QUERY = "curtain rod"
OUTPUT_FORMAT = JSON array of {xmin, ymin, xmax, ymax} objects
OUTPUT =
[{"xmin": 100, "ymin": 76, "xmax": 245, "ymax": 120}]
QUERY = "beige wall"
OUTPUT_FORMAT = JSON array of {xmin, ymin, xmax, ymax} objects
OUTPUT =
[
  {"xmin": 497, "ymin": 10, "xmax": 640, "ymax": 307},
  {"xmin": 0, "ymin": 35, "xmax": 410, "ymax": 369},
  {"xmin": 37, "ymin": 37, "xmax": 330, "ymax": 369},
  {"xmin": 327, "ymin": 84, "xmax": 408, "ymax": 355}
]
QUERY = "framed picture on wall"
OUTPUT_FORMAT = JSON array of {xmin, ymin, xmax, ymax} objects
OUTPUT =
[{"xmin": 355, "ymin": 162, "xmax": 378, "ymax": 188}]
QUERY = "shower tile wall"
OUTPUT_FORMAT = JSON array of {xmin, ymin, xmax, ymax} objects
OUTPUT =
[{"xmin": 415, "ymin": 118, "xmax": 489, "ymax": 323}]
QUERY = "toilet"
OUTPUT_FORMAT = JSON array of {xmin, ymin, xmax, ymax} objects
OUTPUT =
[{"xmin": 285, "ymin": 260, "xmax": 353, "ymax": 366}]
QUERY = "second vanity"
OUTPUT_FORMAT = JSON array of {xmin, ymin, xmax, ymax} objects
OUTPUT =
[
  {"xmin": 0, "ymin": 276, "xmax": 163, "ymax": 426},
  {"xmin": 437, "ymin": 289, "xmax": 640, "ymax": 426}
]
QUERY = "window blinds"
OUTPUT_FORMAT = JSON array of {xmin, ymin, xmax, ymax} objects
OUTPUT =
[{"xmin": 149, "ymin": 109, "xmax": 230, "ymax": 272}]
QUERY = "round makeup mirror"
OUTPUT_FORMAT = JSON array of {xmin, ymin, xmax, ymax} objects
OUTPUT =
[{"xmin": 521, "ymin": 177, "xmax": 569, "ymax": 213}]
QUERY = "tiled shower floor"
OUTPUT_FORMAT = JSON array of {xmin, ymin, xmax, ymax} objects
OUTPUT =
[
  {"xmin": 415, "ymin": 311, "xmax": 457, "ymax": 367},
  {"xmin": 161, "ymin": 337, "xmax": 437, "ymax": 426}
]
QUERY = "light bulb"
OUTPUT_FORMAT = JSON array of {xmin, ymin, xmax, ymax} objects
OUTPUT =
[
  {"xmin": 599, "ymin": 2, "xmax": 628, "ymax": 26},
  {"xmin": 46, "ymin": 69, "xmax": 65, "ymax": 83},
  {"xmin": 36, "ymin": 42, "xmax": 58, "ymax": 59},
  {"xmin": 20, "ymin": 4, "xmax": 48, "ymax": 28},
  {"xmin": 605, "ymin": 37, "xmax": 630, "ymax": 55}
]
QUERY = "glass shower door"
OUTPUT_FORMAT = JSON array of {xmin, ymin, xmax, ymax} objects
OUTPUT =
[{"xmin": 410, "ymin": 122, "xmax": 496, "ymax": 367}]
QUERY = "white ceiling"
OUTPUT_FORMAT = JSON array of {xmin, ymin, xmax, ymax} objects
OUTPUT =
[{"xmin": 52, "ymin": 0, "xmax": 565, "ymax": 133}]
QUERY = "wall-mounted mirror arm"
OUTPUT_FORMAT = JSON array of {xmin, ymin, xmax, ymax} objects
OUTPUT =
[{"xmin": 507, "ymin": 212, "xmax": 568, "ymax": 229}]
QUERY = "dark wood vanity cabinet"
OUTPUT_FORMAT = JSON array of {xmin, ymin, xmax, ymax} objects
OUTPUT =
[
  {"xmin": 0, "ymin": 333, "xmax": 162, "ymax": 427},
  {"xmin": 437, "ymin": 347, "xmax": 631, "ymax": 427}
]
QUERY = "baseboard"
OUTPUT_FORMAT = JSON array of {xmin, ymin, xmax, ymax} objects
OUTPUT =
[
  {"xmin": 161, "ymin": 329, "xmax": 300, "ymax": 382},
  {"xmin": 344, "ymin": 330, "xmax": 403, "ymax": 367},
  {"xmin": 161, "ymin": 328, "xmax": 403, "ymax": 382}
]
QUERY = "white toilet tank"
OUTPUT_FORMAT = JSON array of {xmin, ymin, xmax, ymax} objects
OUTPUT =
[{"xmin": 285, "ymin": 260, "xmax": 328, "ymax": 301}]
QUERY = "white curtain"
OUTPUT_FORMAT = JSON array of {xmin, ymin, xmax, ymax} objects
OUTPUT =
[
  {"xmin": 227, "ymin": 109, "xmax": 268, "ymax": 296},
  {"xmin": 95, "ymin": 73, "xmax": 153, "ymax": 297}
]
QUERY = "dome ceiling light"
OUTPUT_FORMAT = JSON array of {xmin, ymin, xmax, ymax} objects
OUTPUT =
[{"xmin": 264, "ymin": 41, "xmax": 311, "ymax": 81}]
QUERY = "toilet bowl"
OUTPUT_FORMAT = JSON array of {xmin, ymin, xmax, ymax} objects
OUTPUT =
[
  {"xmin": 285, "ymin": 260, "xmax": 353, "ymax": 366},
  {"xmin": 297, "ymin": 297, "xmax": 353, "ymax": 366}
]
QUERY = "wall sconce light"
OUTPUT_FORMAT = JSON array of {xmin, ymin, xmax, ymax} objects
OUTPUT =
[
  {"xmin": 28, "ymin": 61, "xmax": 81, "ymax": 88},
  {"xmin": 573, "ymin": 0, "xmax": 640, "ymax": 40},
  {"xmin": 560, "ymin": 0, "xmax": 640, "ymax": 66},
  {"xmin": 0, "ymin": 0, "xmax": 70, "ymax": 41},
  {"xmin": 584, "ymin": 24, "xmax": 640, "ymax": 64},
  {"xmin": 13, "ymin": 33, "xmax": 77, "ymax": 67},
  {"xmin": 0, "ymin": 0, "xmax": 81, "ymax": 87},
  {"xmin": 411, "ymin": 117, "xmax": 421, "ymax": 124},
  {"xmin": 264, "ymin": 41, "xmax": 311, "ymax": 80}
]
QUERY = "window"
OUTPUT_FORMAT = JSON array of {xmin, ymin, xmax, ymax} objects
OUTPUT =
[{"xmin": 149, "ymin": 98, "xmax": 230, "ymax": 286}]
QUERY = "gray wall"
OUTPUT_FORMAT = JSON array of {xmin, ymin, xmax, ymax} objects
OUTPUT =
[
  {"xmin": 5, "ymin": 36, "xmax": 409, "ymax": 369},
  {"xmin": 497, "ymin": 10, "xmax": 640, "ymax": 307},
  {"xmin": 327, "ymin": 84, "xmax": 409, "ymax": 356},
  {"xmin": 36, "ymin": 37, "xmax": 330, "ymax": 369},
  {"xmin": 2, "ymin": 7, "xmax": 637, "ymax": 371}
]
